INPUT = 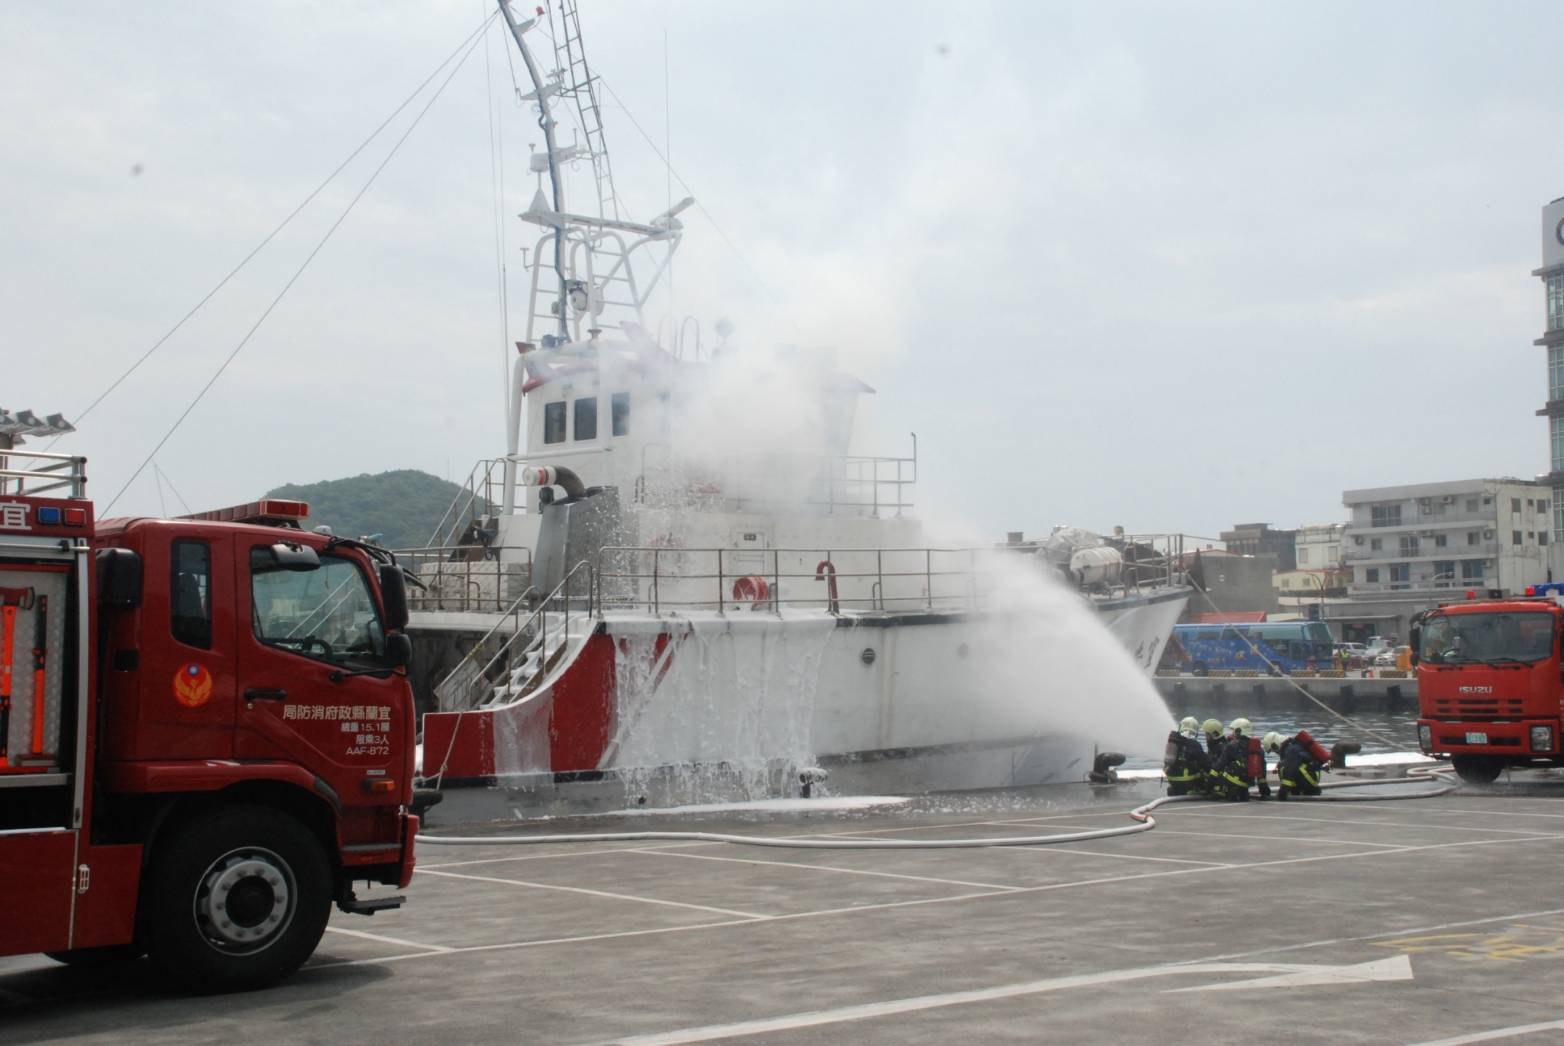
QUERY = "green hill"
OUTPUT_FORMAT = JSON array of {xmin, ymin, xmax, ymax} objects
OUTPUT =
[{"xmin": 264, "ymin": 469, "xmax": 480, "ymax": 550}]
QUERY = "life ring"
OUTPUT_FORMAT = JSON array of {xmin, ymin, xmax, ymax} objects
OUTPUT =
[{"xmin": 732, "ymin": 575, "xmax": 770, "ymax": 610}]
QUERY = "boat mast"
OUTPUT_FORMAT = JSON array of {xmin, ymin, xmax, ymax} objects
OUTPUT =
[{"xmin": 497, "ymin": 0, "xmax": 568, "ymax": 343}]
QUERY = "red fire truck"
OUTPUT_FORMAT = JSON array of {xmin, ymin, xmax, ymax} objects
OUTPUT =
[
  {"xmin": 0, "ymin": 450, "xmax": 417, "ymax": 991},
  {"xmin": 1413, "ymin": 584, "xmax": 1564, "ymax": 783}
]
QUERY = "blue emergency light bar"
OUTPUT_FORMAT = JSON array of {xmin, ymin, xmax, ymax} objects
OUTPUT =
[{"xmin": 1525, "ymin": 582, "xmax": 1564, "ymax": 598}]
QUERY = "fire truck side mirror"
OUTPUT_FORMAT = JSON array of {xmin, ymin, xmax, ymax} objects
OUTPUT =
[
  {"xmin": 378, "ymin": 564, "xmax": 409, "ymax": 631},
  {"xmin": 1408, "ymin": 623, "xmax": 1420, "ymax": 667},
  {"xmin": 385, "ymin": 631, "xmax": 413, "ymax": 669},
  {"xmin": 95, "ymin": 548, "xmax": 143, "ymax": 609}
]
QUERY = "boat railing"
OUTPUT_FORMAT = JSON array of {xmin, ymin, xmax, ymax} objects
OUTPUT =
[
  {"xmin": 595, "ymin": 545, "xmax": 1004, "ymax": 616},
  {"xmin": 631, "ymin": 438, "xmax": 917, "ymax": 518},
  {"xmin": 1114, "ymin": 533, "xmax": 1190, "ymax": 592},
  {"xmin": 395, "ymin": 544, "xmax": 533, "ymax": 614},
  {"xmin": 596, "ymin": 536, "xmax": 1190, "ymax": 617},
  {"xmin": 425, "ymin": 458, "xmax": 504, "ymax": 549},
  {"xmin": 0, "ymin": 448, "xmax": 87, "ymax": 499},
  {"xmin": 432, "ymin": 559, "xmax": 595, "ymax": 713}
]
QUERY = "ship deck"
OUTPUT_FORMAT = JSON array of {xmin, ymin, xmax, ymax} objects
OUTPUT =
[{"xmin": 5, "ymin": 772, "xmax": 1564, "ymax": 1043}]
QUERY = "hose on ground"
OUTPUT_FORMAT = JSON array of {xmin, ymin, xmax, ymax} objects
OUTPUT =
[{"xmin": 413, "ymin": 767, "xmax": 1458, "ymax": 851}]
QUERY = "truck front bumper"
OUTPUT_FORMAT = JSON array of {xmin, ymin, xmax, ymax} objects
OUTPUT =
[{"xmin": 1420, "ymin": 718, "xmax": 1559, "ymax": 758}]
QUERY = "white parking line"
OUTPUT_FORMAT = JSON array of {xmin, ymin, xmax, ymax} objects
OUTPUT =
[
  {"xmin": 636, "ymin": 848, "xmax": 1024, "ymax": 891},
  {"xmin": 416, "ymin": 868, "xmax": 770, "ymax": 920},
  {"xmin": 1407, "ymin": 1018, "xmax": 1564, "ymax": 1045},
  {"xmin": 323, "ymin": 926, "xmax": 452, "ymax": 953},
  {"xmin": 1007, "ymin": 822, "xmax": 1407, "ymax": 849},
  {"xmin": 1165, "ymin": 810, "xmax": 1559, "ymax": 836},
  {"xmin": 310, "ymin": 917, "xmax": 759, "ymax": 969},
  {"xmin": 1408, "ymin": 804, "xmax": 1564, "ymax": 821},
  {"xmin": 418, "ymin": 842, "xmax": 698, "ymax": 870}
]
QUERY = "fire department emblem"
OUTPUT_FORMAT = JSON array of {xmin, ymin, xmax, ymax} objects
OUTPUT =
[{"xmin": 173, "ymin": 662, "xmax": 213, "ymax": 708}]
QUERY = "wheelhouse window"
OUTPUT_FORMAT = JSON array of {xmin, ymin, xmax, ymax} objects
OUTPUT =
[
  {"xmin": 250, "ymin": 550, "xmax": 385, "ymax": 664},
  {"xmin": 543, "ymin": 401, "xmax": 566, "ymax": 444},
  {"xmin": 574, "ymin": 396, "xmax": 597, "ymax": 441},
  {"xmin": 171, "ymin": 539, "xmax": 211, "ymax": 649},
  {"xmin": 611, "ymin": 392, "xmax": 631, "ymax": 436}
]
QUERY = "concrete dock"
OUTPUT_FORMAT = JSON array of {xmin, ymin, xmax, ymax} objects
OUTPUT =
[
  {"xmin": 4, "ymin": 773, "xmax": 1564, "ymax": 1044},
  {"xmin": 1155, "ymin": 673, "xmax": 1417, "ymax": 712}
]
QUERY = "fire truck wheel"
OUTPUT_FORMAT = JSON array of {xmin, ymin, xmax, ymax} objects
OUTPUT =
[
  {"xmin": 1451, "ymin": 756, "xmax": 1505, "ymax": 785},
  {"xmin": 145, "ymin": 805, "xmax": 332, "ymax": 993}
]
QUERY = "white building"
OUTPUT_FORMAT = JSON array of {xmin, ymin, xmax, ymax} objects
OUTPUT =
[
  {"xmin": 1342, "ymin": 479, "xmax": 1550, "ymax": 595},
  {"xmin": 1534, "ymin": 195, "xmax": 1564, "ymax": 579},
  {"xmin": 1295, "ymin": 523, "xmax": 1345, "ymax": 572}
]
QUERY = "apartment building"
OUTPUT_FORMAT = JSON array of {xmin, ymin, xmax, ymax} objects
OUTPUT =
[{"xmin": 1342, "ymin": 479, "xmax": 1550, "ymax": 595}]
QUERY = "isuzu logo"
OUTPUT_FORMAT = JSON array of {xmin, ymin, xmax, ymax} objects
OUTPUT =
[{"xmin": 1458, "ymin": 685, "xmax": 1494, "ymax": 694}]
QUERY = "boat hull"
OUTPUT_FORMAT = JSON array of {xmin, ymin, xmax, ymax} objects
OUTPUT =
[{"xmin": 418, "ymin": 585, "xmax": 1189, "ymax": 816}]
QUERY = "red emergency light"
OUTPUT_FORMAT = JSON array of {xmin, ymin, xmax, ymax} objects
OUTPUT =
[{"xmin": 180, "ymin": 499, "xmax": 310, "ymax": 527}]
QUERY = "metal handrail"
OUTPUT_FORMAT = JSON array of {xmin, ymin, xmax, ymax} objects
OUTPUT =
[
  {"xmin": 0, "ymin": 449, "xmax": 87, "ymax": 498},
  {"xmin": 425, "ymin": 458, "xmax": 503, "ymax": 549},
  {"xmin": 595, "ymin": 542, "xmax": 1188, "ymax": 617},
  {"xmin": 433, "ymin": 559, "xmax": 595, "ymax": 712},
  {"xmin": 395, "ymin": 544, "xmax": 532, "ymax": 614}
]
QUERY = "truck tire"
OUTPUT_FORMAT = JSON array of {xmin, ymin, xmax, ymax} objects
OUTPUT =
[
  {"xmin": 1451, "ymin": 756, "xmax": 1504, "ymax": 785},
  {"xmin": 144, "ymin": 805, "xmax": 332, "ymax": 993}
]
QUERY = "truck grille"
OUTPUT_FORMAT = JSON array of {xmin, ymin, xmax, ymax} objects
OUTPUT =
[{"xmin": 1428, "ymin": 696, "xmax": 1527, "ymax": 718}]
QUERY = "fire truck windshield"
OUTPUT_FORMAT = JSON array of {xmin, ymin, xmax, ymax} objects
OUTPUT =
[
  {"xmin": 1419, "ymin": 611, "xmax": 1556, "ymax": 666},
  {"xmin": 251, "ymin": 551, "xmax": 387, "ymax": 664}
]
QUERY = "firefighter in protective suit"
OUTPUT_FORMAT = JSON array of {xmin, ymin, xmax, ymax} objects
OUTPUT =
[
  {"xmin": 1201, "ymin": 719, "xmax": 1226, "ymax": 761},
  {"xmin": 1163, "ymin": 717, "xmax": 1211, "ymax": 796},
  {"xmin": 1263, "ymin": 730, "xmax": 1327, "ymax": 800},
  {"xmin": 1210, "ymin": 717, "xmax": 1270, "ymax": 801}
]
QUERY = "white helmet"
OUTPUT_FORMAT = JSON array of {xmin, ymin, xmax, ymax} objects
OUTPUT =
[
  {"xmin": 1262, "ymin": 731, "xmax": 1284, "ymax": 753},
  {"xmin": 1179, "ymin": 716, "xmax": 1200, "ymax": 736},
  {"xmin": 1229, "ymin": 717, "xmax": 1253, "ymax": 737}
]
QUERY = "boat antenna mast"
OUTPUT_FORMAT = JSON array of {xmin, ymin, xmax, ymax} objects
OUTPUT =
[
  {"xmin": 498, "ymin": 0, "xmax": 693, "ymax": 346},
  {"xmin": 497, "ymin": 0, "xmax": 568, "ymax": 343}
]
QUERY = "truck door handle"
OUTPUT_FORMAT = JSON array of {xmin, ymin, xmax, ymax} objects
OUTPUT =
[{"xmin": 244, "ymin": 688, "xmax": 288, "ymax": 702}]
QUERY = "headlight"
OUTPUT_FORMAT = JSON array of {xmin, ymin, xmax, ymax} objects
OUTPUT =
[
  {"xmin": 1530, "ymin": 725, "xmax": 1554, "ymax": 753},
  {"xmin": 1418, "ymin": 724, "xmax": 1432, "ymax": 751}
]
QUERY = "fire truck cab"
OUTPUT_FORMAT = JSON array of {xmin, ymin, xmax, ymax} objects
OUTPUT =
[
  {"xmin": 1413, "ymin": 585, "xmax": 1564, "ymax": 784},
  {"xmin": 0, "ymin": 450, "xmax": 417, "ymax": 992}
]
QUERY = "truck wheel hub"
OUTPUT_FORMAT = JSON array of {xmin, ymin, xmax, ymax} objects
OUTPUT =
[{"xmin": 197, "ymin": 850, "xmax": 294, "ymax": 951}]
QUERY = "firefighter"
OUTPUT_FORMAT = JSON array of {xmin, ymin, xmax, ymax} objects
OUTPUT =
[
  {"xmin": 1267, "ymin": 730, "xmax": 1329, "ymax": 800},
  {"xmin": 1201, "ymin": 718, "xmax": 1226, "ymax": 760},
  {"xmin": 1163, "ymin": 716, "xmax": 1211, "ymax": 796},
  {"xmin": 1210, "ymin": 717, "xmax": 1270, "ymax": 801}
]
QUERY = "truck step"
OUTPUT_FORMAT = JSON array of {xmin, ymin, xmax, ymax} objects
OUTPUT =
[{"xmin": 338, "ymin": 892, "xmax": 405, "ymax": 916}]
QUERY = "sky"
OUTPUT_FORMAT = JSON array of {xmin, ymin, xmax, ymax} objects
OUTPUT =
[{"xmin": 4, "ymin": 1, "xmax": 1564, "ymax": 541}]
